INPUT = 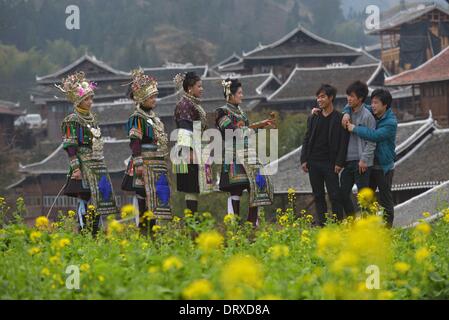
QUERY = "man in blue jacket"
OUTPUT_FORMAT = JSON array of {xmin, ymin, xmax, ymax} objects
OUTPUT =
[{"xmin": 343, "ymin": 89, "xmax": 397, "ymax": 227}]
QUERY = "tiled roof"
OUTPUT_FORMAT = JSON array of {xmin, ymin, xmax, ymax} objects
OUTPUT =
[
  {"xmin": 143, "ymin": 64, "xmax": 208, "ymax": 85},
  {"xmin": 36, "ymin": 54, "xmax": 129, "ymax": 82},
  {"xmin": 385, "ymin": 46, "xmax": 449, "ymax": 86},
  {"xmin": 0, "ymin": 106, "xmax": 22, "ymax": 117},
  {"xmin": 393, "ymin": 129, "xmax": 449, "ymax": 190},
  {"xmin": 394, "ymin": 180, "xmax": 449, "ymax": 227},
  {"xmin": 243, "ymin": 24, "xmax": 361, "ymax": 59},
  {"xmin": 268, "ymin": 63, "xmax": 383, "ymax": 102}
]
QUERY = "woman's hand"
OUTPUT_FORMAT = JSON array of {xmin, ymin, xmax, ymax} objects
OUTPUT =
[
  {"xmin": 71, "ymin": 168, "xmax": 82, "ymax": 180},
  {"xmin": 135, "ymin": 166, "xmax": 144, "ymax": 177}
]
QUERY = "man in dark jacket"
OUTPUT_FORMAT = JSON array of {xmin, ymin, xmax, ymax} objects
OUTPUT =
[{"xmin": 301, "ymin": 84, "xmax": 349, "ymax": 226}]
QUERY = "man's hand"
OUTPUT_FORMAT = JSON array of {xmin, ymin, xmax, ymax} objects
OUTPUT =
[
  {"xmin": 301, "ymin": 162, "xmax": 308, "ymax": 173},
  {"xmin": 335, "ymin": 165, "xmax": 342, "ymax": 174},
  {"xmin": 71, "ymin": 168, "xmax": 82, "ymax": 180},
  {"xmin": 311, "ymin": 107, "xmax": 321, "ymax": 115},
  {"xmin": 358, "ymin": 160, "xmax": 368, "ymax": 175},
  {"xmin": 347, "ymin": 123, "xmax": 355, "ymax": 132},
  {"xmin": 342, "ymin": 114, "xmax": 351, "ymax": 128}
]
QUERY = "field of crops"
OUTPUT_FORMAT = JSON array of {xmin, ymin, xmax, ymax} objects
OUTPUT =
[{"xmin": 1, "ymin": 192, "xmax": 448, "ymax": 300}]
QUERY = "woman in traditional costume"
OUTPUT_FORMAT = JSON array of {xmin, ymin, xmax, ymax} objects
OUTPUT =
[
  {"xmin": 215, "ymin": 78, "xmax": 275, "ymax": 226},
  {"xmin": 122, "ymin": 69, "xmax": 171, "ymax": 233},
  {"xmin": 173, "ymin": 72, "xmax": 214, "ymax": 214},
  {"xmin": 58, "ymin": 71, "xmax": 117, "ymax": 235}
]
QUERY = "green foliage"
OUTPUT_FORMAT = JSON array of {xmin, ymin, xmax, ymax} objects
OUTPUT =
[{"xmin": 1, "ymin": 195, "xmax": 448, "ymax": 299}]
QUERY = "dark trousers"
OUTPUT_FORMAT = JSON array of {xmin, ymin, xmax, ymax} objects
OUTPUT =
[
  {"xmin": 340, "ymin": 160, "xmax": 371, "ymax": 217},
  {"xmin": 369, "ymin": 169, "xmax": 395, "ymax": 228},
  {"xmin": 308, "ymin": 160, "xmax": 344, "ymax": 226}
]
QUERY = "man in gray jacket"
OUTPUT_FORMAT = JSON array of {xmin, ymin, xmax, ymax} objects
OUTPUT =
[{"xmin": 340, "ymin": 81, "xmax": 376, "ymax": 217}]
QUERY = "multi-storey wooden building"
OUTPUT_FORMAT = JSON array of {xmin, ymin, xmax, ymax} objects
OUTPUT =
[{"xmin": 367, "ymin": 3, "xmax": 449, "ymax": 75}]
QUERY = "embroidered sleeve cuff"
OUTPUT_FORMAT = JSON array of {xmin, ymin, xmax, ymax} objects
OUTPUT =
[
  {"xmin": 70, "ymin": 158, "xmax": 80, "ymax": 171},
  {"xmin": 129, "ymin": 127, "xmax": 143, "ymax": 140},
  {"xmin": 218, "ymin": 116, "xmax": 232, "ymax": 130}
]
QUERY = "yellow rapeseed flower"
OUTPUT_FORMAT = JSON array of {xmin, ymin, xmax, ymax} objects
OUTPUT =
[
  {"xmin": 98, "ymin": 275, "xmax": 105, "ymax": 282},
  {"xmin": 58, "ymin": 238, "xmax": 71, "ymax": 249},
  {"xmin": 224, "ymin": 214, "xmax": 236, "ymax": 225},
  {"xmin": 41, "ymin": 268, "xmax": 51, "ymax": 277},
  {"xmin": 172, "ymin": 216, "xmax": 181, "ymax": 223},
  {"xmin": 162, "ymin": 256, "xmax": 183, "ymax": 271},
  {"xmin": 49, "ymin": 255, "xmax": 60, "ymax": 265},
  {"xmin": 148, "ymin": 266, "xmax": 159, "ymax": 274},
  {"xmin": 415, "ymin": 223, "xmax": 431, "ymax": 235},
  {"xmin": 277, "ymin": 214, "xmax": 289, "ymax": 226},
  {"xmin": 68, "ymin": 210, "xmax": 76, "ymax": 218},
  {"xmin": 30, "ymin": 231, "xmax": 42, "ymax": 242},
  {"xmin": 80, "ymin": 263, "xmax": 90, "ymax": 272},
  {"xmin": 220, "ymin": 255, "xmax": 264, "ymax": 290},
  {"xmin": 152, "ymin": 225, "xmax": 161, "ymax": 233},
  {"xmin": 378, "ymin": 290, "xmax": 394, "ymax": 300},
  {"xmin": 268, "ymin": 244, "xmax": 290, "ymax": 260},
  {"xmin": 357, "ymin": 188, "xmax": 375, "ymax": 208},
  {"xmin": 88, "ymin": 205, "xmax": 96, "ymax": 211},
  {"xmin": 415, "ymin": 247, "xmax": 430, "ymax": 263},
  {"xmin": 422, "ymin": 212, "xmax": 431, "ymax": 218},
  {"xmin": 35, "ymin": 216, "xmax": 49, "ymax": 229},
  {"xmin": 182, "ymin": 279, "xmax": 214, "ymax": 300},
  {"xmin": 316, "ymin": 228, "xmax": 342, "ymax": 256},
  {"xmin": 444, "ymin": 212, "xmax": 449, "ymax": 223},
  {"xmin": 195, "ymin": 231, "xmax": 224, "ymax": 253},
  {"xmin": 28, "ymin": 247, "xmax": 41, "ymax": 256},
  {"xmin": 121, "ymin": 204, "xmax": 137, "ymax": 219},
  {"xmin": 394, "ymin": 262, "xmax": 411, "ymax": 274},
  {"xmin": 108, "ymin": 220, "xmax": 124, "ymax": 234},
  {"xmin": 331, "ymin": 252, "xmax": 359, "ymax": 272},
  {"xmin": 143, "ymin": 211, "xmax": 155, "ymax": 221}
]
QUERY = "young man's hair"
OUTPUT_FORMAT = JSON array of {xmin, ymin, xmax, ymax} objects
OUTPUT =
[
  {"xmin": 371, "ymin": 89, "xmax": 393, "ymax": 109},
  {"xmin": 346, "ymin": 80, "xmax": 369, "ymax": 102},
  {"xmin": 316, "ymin": 84, "xmax": 337, "ymax": 102}
]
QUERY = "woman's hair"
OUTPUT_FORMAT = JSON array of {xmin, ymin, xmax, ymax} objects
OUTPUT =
[
  {"xmin": 183, "ymin": 72, "xmax": 201, "ymax": 92},
  {"xmin": 224, "ymin": 78, "xmax": 242, "ymax": 99},
  {"xmin": 126, "ymin": 83, "xmax": 134, "ymax": 100}
]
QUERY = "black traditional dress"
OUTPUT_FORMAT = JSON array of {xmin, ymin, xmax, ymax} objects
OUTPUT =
[
  {"xmin": 61, "ymin": 110, "xmax": 117, "ymax": 218},
  {"xmin": 122, "ymin": 105, "xmax": 172, "ymax": 221},
  {"xmin": 215, "ymin": 103, "xmax": 273, "ymax": 207},
  {"xmin": 173, "ymin": 94, "xmax": 214, "ymax": 194}
]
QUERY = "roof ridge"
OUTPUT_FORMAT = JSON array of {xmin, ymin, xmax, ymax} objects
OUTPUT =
[
  {"xmin": 243, "ymin": 24, "xmax": 360, "ymax": 58},
  {"xmin": 36, "ymin": 54, "xmax": 129, "ymax": 81},
  {"xmin": 267, "ymin": 63, "xmax": 381, "ymax": 101}
]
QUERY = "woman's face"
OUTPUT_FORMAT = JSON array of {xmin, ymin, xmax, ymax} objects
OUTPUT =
[
  {"xmin": 79, "ymin": 95, "xmax": 93, "ymax": 110},
  {"xmin": 229, "ymin": 87, "xmax": 243, "ymax": 105},
  {"xmin": 189, "ymin": 80, "xmax": 203, "ymax": 98},
  {"xmin": 142, "ymin": 94, "xmax": 157, "ymax": 109}
]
